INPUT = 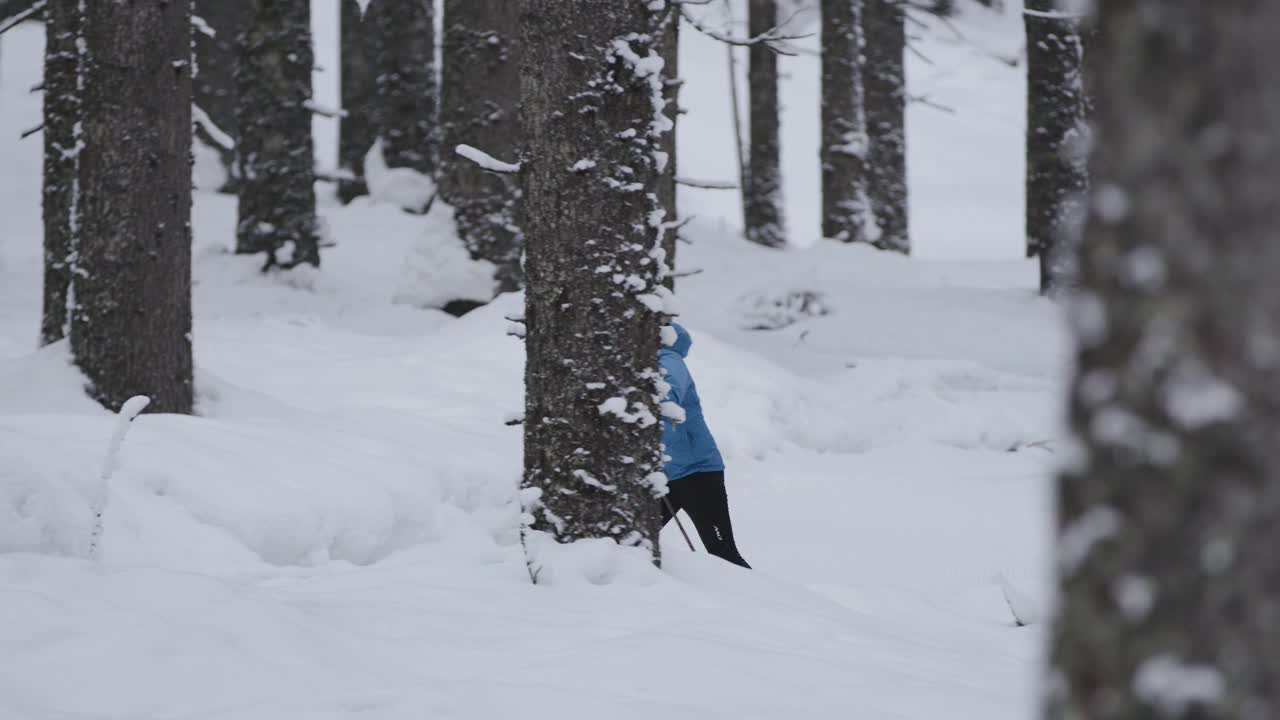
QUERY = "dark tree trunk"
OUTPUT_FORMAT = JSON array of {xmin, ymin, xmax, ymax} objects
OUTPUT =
[
  {"xmin": 658, "ymin": 10, "xmax": 680, "ymax": 288},
  {"xmin": 193, "ymin": 0, "xmax": 238, "ymax": 192},
  {"xmin": 744, "ymin": 0, "xmax": 785, "ymax": 248},
  {"xmin": 1025, "ymin": 0, "xmax": 1088, "ymax": 294},
  {"xmin": 820, "ymin": 0, "xmax": 871, "ymax": 244},
  {"xmin": 521, "ymin": 0, "xmax": 671, "ymax": 572},
  {"xmin": 235, "ymin": 0, "xmax": 319, "ymax": 268},
  {"xmin": 439, "ymin": 0, "xmax": 522, "ymax": 293},
  {"xmin": 863, "ymin": 0, "xmax": 909, "ymax": 253},
  {"xmin": 372, "ymin": 0, "xmax": 436, "ymax": 176},
  {"xmin": 1049, "ymin": 2, "xmax": 1280, "ymax": 719},
  {"xmin": 39, "ymin": 0, "xmax": 80, "ymax": 347},
  {"xmin": 73, "ymin": 0, "xmax": 193, "ymax": 414},
  {"xmin": 338, "ymin": 0, "xmax": 375, "ymax": 203}
]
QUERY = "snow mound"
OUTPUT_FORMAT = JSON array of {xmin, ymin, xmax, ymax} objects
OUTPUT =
[
  {"xmin": 364, "ymin": 138, "xmax": 436, "ymax": 213},
  {"xmin": 522, "ymin": 532, "xmax": 662, "ymax": 587},
  {"xmin": 393, "ymin": 199, "xmax": 499, "ymax": 310}
]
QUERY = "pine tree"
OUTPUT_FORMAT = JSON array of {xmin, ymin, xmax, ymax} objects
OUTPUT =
[
  {"xmin": 235, "ymin": 0, "xmax": 320, "ymax": 268},
  {"xmin": 193, "ymin": 0, "xmax": 238, "ymax": 191},
  {"xmin": 1049, "ymin": 2, "xmax": 1280, "ymax": 718},
  {"xmin": 520, "ymin": 0, "xmax": 673, "ymax": 573},
  {"xmin": 744, "ymin": 0, "xmax": 786, "ymax": 248},
  {"xmin": 439, "ymin": 0, "xmax": 522, "ymax": 293},
  {"xmin": 863, "ymin": 0, "xmax": 909, "ymax": 253},
  {"xmin": 820, "ymin": 0, "xmax": 871, "ymax": 244},
  {"xmin": 39, "ymin": 0, "xmax": 80, "ymax": 347},
  {"xmin": 73, "ymin": 0, "xmax": 193, "ymax": 413},
  {"xmin": 338, "ymin": 0, "xmax": 376, "ymax": 203},
  {"xmin": 1025, "ymin": 0, "xmax": 1088, "ymax": 292},
  {"xmin": 371, "ymin": 0, "xmax": 436, "ymax": 176}
]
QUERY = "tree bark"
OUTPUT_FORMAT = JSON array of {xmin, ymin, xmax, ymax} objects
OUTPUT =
[
  {"xmin": 371, "ymin": 0, "xmax": 436, "ymax": 176},
  {"xmin": 658, "ymin": 10, "xmax": 680, "ymax": 287},
  {"xmin": 439, "ymin": 0, "xmax": 521, "ymax": 293},
  {"xmin": 820, "ymin": 0, "xmax": 871, "ymax": 244},
  {"xmin": 193, "ymin": 0, "xmax": 238, "ymax": 192},
  {"xmin": 73, "ymin": 0, "xmax": 193, "ymax": 414},
  {"xmin": 39, "ymin": 0, "xmax": 80, "ymax": 347},
  {"xmin": 1025, "ymin": 0, "xmax": 1088, "ymax": 292},
  {"xmin": 235, "ymin": 0, "xmax": 320, "ymax": 268},
  {"xmin": 520, "ymin": 0, "xmax": 671, "ymax": 571},
  {"xmin": 1049, "ymin": 2, "xmax": 1280, "ymax": 719},
  {"xmin": 338, "ymin": 0, "xmax": 375, "ymax": 203},
  {"xmin": 744, "ymin": 0, "xmax": 786, "ymax": 248},
  {"xmin": 863, "ymin": 0, "xmax": 909, "ymax": 253}
]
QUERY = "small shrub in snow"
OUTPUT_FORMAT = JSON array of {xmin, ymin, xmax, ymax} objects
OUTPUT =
[{"xmin": 736, "ymin": 289, "xmax": 832, "ymax": 330}]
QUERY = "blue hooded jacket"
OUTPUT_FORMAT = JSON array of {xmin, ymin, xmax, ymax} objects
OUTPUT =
[{"xmin": 660, "ymin": 323, "xmax": 725, "ymax": 481}]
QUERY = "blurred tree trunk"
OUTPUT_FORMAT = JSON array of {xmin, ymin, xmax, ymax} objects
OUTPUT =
[
  {"xmin": 863, "ymin": 0, "xmax": 909, "ymax": 253},
  {"xmin": 439, "ymin": 0, "xmax": 522, "ymax": 293},
  {"xmin": 39, "ymin": 0, "xmax": 80, "ymax": 347},
  {"xmin": 658, "ymin": 10, "xmax": 680, "ymax": 288},
  {"xmin": 235, "ymin": 0, "xmax": 319, "ymax": 268},
  {"xmin": 73, "ymin": 0, "xmax": 192, "ymax": 413},
  {"xmin": 744, "ymin": 0, "xmax": 785, "ymax": 248},
  {"xmin": 371, "ymin": 0, "xmax": 436, "ymax": 176},
  {"xmin": 520, "ymin": 0, "xmax": 670, "ymax": 574},
  {"xmin": 338, "ymin": 0, "xmax": 375, "ymax": 203},
  {"xmin": 1049, "ymin": 2, "xmax": 1280, "ymax": 718},
  {"xmin": 820, "ymin": 0, "xmax": 871, "ymax": 244},
  {"xmin": 193, "ymin": 0, "xmax": 238, "ymax": 192}
]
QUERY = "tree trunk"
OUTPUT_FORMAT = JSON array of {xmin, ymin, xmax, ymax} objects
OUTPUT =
[
  {"xmin": 863, "ymin": 0, "xmax": 909, "ymax": 253},
  {"xmin": 40, "ymin": 0, "xmax": 80, "ymax": 347},
  {"xmin": 338, "ymin": 0, "xmax": 375, "ymax": 203},
  {"xmin": 193, "ymin": 0, "xmax": 238, "ymax": 192},
  {"xmin": 658, "ymin": 10, "xmax": 680, "ymax": 287},
  {"xmin": 820, "ymin": 0, "xmax": 871, "ymax": 244},
  {"xmin": 73, "ymin": 0, "xmax": 193, "ymax": 414},
  {"xmin": 439, "ymin": 0, "xmax": 521, "ymax": 293},
  {"xmin": 520, "ymin": 0, "xmax": 671, "ymax": 572},
  {"xmin": 1025, "ymin": 0, "xmax": 1088, "ymax": 292},
  {"xmin": 744, "ymin": 0, "xmax": 785, "ymax": 248},
  {"xmin": 1049, "ymin": 3, "xmax": 1280, "ymax": 719},
  {"xmin": 235, "ymin": 0, "xmax": 320, "ymax": 268},
  {"xmin": 371, "ymin": 0, "xmax": 436, "ymax": 176}
]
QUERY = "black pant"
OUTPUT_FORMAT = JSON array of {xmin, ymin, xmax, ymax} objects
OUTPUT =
[{"xmin": 660, "ymin": 471, "xmax": 751, "ymax": 568}]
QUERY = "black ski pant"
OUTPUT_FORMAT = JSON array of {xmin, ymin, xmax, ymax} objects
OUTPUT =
[{"xmin": 660, "ymin": 470, "xmax": 751, "ymax": 569}]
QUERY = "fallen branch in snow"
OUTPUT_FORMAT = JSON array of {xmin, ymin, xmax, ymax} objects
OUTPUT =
[
  {"xmin": 455, "ymin": 144, "xmax": 521, "ymax": 174},
  {"xmin": 0, "ymin": 0, "xmax": 45, "ymax": 35},
  {"xmin": 676, "ymin": 176, "xmax": 737, "ymax": 190},
  {"xmin": 303, "ymin": 100, "xmax": 348, "ymax": 119},
  {"xmin": 89, "ymin": 395, "xmax": 151, "ymax": 562},
  {"xmin": 20, "ymin": 122, "xmax": 42, "ymax": 140}
]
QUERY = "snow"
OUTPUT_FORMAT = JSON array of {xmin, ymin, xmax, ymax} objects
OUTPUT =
[
  {"xmin": 454, "ymin": 143, "xmax": 520, "ymax": 174},
  {"xmin": 0, "ymin": 3, "xmax": 1063, "ymax": 719}
]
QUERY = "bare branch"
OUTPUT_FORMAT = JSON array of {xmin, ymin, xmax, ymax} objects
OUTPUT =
[
  {"xmin": 671, "ymin": 268, "xmax": 705, "ymax": 279},
  {"xmin": 675, "ymin": 176, "xmax": 737, "ymax": 190},
  {"xmin": 908, "ymin": 94, "xmax": 956, "ymax": 115},
  {"xmin": 680, "ymin": 5, "xmax": 810, "ymax": 55},
  {"xmin": 20, "ymin": 122, "xmax": 43, "ymax": 140},
  {"xmin": 0, "ymin": 0, "xmax": 44, "ymax": 34}
]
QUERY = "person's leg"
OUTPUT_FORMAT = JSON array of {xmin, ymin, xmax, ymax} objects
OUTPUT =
[{"xmin": 675, "ymin": 471, "xmax": 751, "ymax": 568}]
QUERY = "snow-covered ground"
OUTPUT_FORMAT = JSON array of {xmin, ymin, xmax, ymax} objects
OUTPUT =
[{"xmin": 1, "ymin": 2, "xmax": 1065, "ymax": 718}]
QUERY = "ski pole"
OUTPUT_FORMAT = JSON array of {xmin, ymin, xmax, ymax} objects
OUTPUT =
[{"xmin": 663, "ymin": 496, "xmax": 696, "ymax": 552}]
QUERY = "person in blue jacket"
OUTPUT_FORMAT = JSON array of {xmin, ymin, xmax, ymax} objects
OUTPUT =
[{"xmin": 659, "ymin": 323, "xmax": 751, "ymax": 568}]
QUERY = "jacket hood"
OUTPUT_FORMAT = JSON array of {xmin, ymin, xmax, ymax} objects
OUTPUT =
[{"xmin": 664, "ymin": 322, "xmax": 692, "ymax": 358}]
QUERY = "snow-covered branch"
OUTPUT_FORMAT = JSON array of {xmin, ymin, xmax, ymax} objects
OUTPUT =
[
  {"xmin": 303, "ymin": 99, "xmax": 348, "ymax": 118},
  {"xmin": 456, "ymin": 144, "xmax": 521, "ymax": 174},
  {"xmin": 1022, "ymin": 7, "xmax": 1088, "ymax": 20},
  {"xmin": 0, "ymin": 0, "xmax": 44, "ymax": 35},
  {"xmin": 676, "ymin": 176, "xmax": 737, "ymax": 190},
  {"xmin": 192, "ymin": 103, "xmax": 235, "ymax": 150},
  {"xmin": 192, "ymin": 14, "xmax": 216, "ymax": 38}
]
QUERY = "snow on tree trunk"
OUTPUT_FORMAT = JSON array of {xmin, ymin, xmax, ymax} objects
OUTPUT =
[
  {"xmin": 73, "ymin": 0, "xmax": 193, "ymax": 414},
  {"xmin": 744, "ymin": 0, "xmax": 786, "ymax": 248},
  {"xmin": 439, "ymin": 0, "xmax": 522, "ymax": 293},
  {"xmin": 520, "ymin": 0, "xmax": 672, "ymax": 573},
  {"xmin": 1049, "ymin": 3, "xmax": 1280, "ymax": 718},
  {"xmin": 1025, "ymin": 0, "xmax": 1087, "ymax": 292},
  {"xmin": 371, "ymin": 0, "xmax": 436, "ymax": 176},
  {"xmin": 338, "ymin": 0, "xmax": 375, "ymax": 203},
  {"xmin": 39, "ymin": 0, "xmax": 80, "ymax": 347},
  {"xmin": 235, "ymin": 0, "xmax": 320, "ymax": 268},
  {"xmin": 819, "ymin": 0, "xmax": 871, "ymax": 244},
  {"xmin": 193, "ymin": 0, "xmax": 238, "ymax": 192},
  {"xmin": 658, "ymin": 11, "xmax": 679, "ymax": 288},
  {"xmin": 862, "ymin": 0, "xmax": 908, "ymax": 253}
]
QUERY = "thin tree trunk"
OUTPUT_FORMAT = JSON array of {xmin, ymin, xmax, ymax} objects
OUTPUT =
[
  {"xmin": 73, "ymin": 0, "xmax": 193, "ymax": 414},
  {"xmin": 235, "ymin": 0, "xmax": 320, "ymax": 268},
  {"xmin": 338, "ymin": 0, "xmax": 375, "ymax": 203},
  {"xmin": 1025, "ymin": 0, "xmax": 1087, "ymax": 292},
  {"xmin": 863, "ymin": 0, "xmax": 909, "ymax": 253},
  {"xmin": 1049, "ymin": 2, "xmax": 1280, "ymax": 719},
  {"xmin": 521, "ymin": 0, "xmax": 671, "ymax": 573},
  {"xmin": 820, "ymin": 0, "xmax": 871, "ymax": 244},
  {"xmin": 658, "ymin": 10, "xmax": 680, "ymax": 287},
  {"xmin": 439, "ymin": 0, "xmax": 521, "ymax": 293},
  {"xmin": 193, "ymin": 0, "xmax": 238, "ymax": 192},
  {"xmin": 372, "ymin": 0, "xmax": 436, "ymax": 176},
  {"xmin": 39, "ymin": 0, "xmax": 80, "ymax": 347},
  {"xmin": 745, "ymin": 0, "xmax": 785, "ymax": 248}
]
